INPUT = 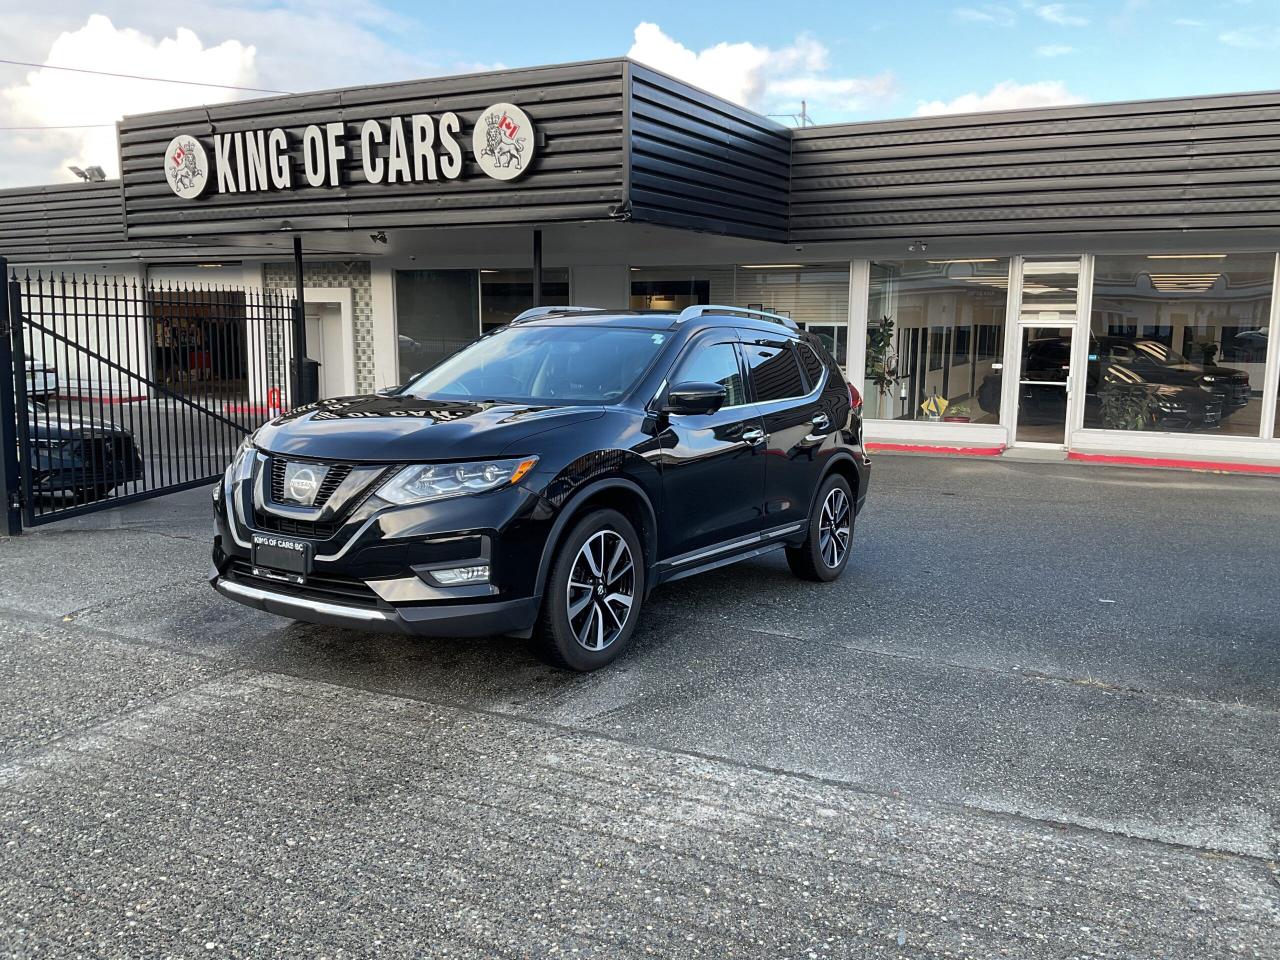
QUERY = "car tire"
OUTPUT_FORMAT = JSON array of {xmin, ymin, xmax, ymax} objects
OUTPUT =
[
  {"xmin": 786, "ymin": 474, "xmax": 854, "ymax": 583},
  {"xmin": 535, "ymin": 508, "xmax": 645, "ymax": 672}
]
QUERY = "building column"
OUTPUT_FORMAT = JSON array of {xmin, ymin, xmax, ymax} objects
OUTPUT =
[{"xmin": 370, "ymin": 265, "xmax": 398, "ymax": 389}]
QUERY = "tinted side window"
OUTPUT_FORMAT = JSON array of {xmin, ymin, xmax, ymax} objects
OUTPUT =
[
  {"xmin": 744, "ymin": 344, "xmax": 807, "ymax": 402},
  {"xmin": 797, "ymin": 342, "xmax": 825, "ymax": 389},
  {"xmin": 671, "ymin": 341, "xmax": 745, "ymax": 406}
]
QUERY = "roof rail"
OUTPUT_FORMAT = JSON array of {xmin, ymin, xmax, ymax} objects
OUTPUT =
[
  {"xmin": 674, "ymin": 304, "xmax": 799, "ymax": 330},
  {"xmin": 510, "ymin": 305, "xmax": 608, "ymax": 324}
]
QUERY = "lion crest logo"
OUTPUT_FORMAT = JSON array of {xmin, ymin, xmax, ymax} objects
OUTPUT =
[
  {"xmin": 163, "ymin": 135, "xmax": 209, "ymax": 199},
  {"xmin": 472, "ymin": 103, "xmax": 535, "ymax": 181}
]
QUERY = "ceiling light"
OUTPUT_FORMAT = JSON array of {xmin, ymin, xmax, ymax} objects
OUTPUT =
[
  {"xmin": 927, "ymin": 259, "xmax": 999, "ymax": 264},
  {"xmin": 1146, "ymin": 254, "xmax": 1226, "ymax": 260},
  {"xmin": 740, "ymin": 263, "xmax": 805, "ymax": 269}
]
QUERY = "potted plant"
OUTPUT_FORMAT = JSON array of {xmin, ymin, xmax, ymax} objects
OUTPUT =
[
  {"xmin": 942, "ymin": 401, "xmax": 972, "ymax": 423},
  {"xmin": 865, "ymin": 316, "xmax": 900, "ymax": 418}
]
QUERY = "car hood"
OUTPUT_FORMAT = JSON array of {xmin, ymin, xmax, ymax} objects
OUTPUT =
[
  {"xmin": 31, "ymin": 413, "xmax": 133, "ymax": 442},
  {"xmin": 1157, "ymin": 363, "xmax": 1247, "ymax": 383},
  {"xmin": 253, "ymin": 394, "xmax": 605, "ymax": 461}
]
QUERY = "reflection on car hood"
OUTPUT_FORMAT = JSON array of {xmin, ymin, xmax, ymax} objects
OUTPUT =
[
  {"xmin": 1152, "ymin": 363, "xmax": 1248, "ymax": 383},
  {"xmin": 254, "ymin": 394, "xmax": 605, "ymax": 461}
]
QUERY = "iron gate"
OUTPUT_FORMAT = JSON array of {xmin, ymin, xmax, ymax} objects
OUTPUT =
[{"xmin": 1, "ymin": 267, "xmax": 298, "ymax": 529}]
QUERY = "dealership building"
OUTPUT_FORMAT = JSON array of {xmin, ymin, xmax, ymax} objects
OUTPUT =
[{"xmin": 2, "ymin": 58, "xmax": 1279, "ymax": 469}]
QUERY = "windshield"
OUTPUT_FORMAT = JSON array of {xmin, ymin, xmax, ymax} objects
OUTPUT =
[{"xmin": 403, "ymin": 325, "xmax": 670, "ymax": 404}]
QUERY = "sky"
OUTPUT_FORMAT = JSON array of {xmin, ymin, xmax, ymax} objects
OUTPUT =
[{"xmin": 1, "ymin": 0, "xmax": 1277, "ymax": 188}]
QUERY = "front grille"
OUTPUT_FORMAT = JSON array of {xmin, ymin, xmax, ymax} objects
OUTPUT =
[
  {"xmin": 228, "ymin": 559, "xmax": 381, "ymax": 608},
  {"xmin": 257, "ymin": 461, "xmax": 390, "ymax": 540},
  {"xmin": 75, "ymin": 436, "xmax": 140, "ymax": 482},
  {"xmin": 270, "ymin": 457, "xmax": 354, "ymax": 507},
  {"xmin": 255, "ymin": 514, "xmax": 341, "ymax": 539}
]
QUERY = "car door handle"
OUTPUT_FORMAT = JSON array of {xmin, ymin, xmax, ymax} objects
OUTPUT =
[{"xmin": 742, "ymin": 428, "xmax": 766, "ymax": 445}]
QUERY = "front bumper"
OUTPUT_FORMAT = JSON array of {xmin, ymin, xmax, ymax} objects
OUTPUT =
[
  {"xmin": 210, "ymin": 560, "xmax": 539, "ymax": 636},
  {"xmin": 211, "ymin": 456, "xmax": 554, "ymax": 637}
]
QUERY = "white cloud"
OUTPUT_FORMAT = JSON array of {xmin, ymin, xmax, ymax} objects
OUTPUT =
[
  {"xmin": 0, "ymin": 3, "xmax": 449, "ymax": 189},
  {"xmin": 953, "ymin": 5, "xmax": 1017, "ymax": 25},
  {"xmin": 915, "ymin": 80, "xmax": 1085, "ymax": 116},
  {"xmin": 1219, "ymin": 25, "xmax": 1280, "ymax": 48},
  {"xmin": 0, "ymin": 15, "xmax": 256, "ymax": 187},
  {"xmin": 1035, "ymin": 44, "xmax": 1076, "ymax": 56},
  {"xmin": 1035, "ymin": 4, "xmax": 1090, "ymax": 26},
  {"xmin": 627, "ymin": 22, "xmax": 895, "ymax": 118}
]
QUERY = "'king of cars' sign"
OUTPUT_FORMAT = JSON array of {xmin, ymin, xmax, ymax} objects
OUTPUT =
[{"xmin": 162, "ymin": 103, "xmax": 536, "ymax": 199}]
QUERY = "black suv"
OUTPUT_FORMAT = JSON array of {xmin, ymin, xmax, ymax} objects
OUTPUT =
[{"xmin": 211, "ymin": 306, "xmax": 869, "ymax": 670}]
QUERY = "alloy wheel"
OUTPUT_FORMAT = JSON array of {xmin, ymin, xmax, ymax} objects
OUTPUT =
[
  {"xmin": 566, "ymin": 529, "xmax": 635, "ymax": 651},
  {"xmin": 818, "ymin": 487, "xmax": 851, "ymax": 569}
]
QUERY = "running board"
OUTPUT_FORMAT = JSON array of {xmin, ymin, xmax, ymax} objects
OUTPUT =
[{"xmin": 654, "ymin": 522, "xmax": 805, "ymax": 585}]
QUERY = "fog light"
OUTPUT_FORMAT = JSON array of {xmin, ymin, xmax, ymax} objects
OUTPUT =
[{"xmin": 433, "ymin": 565, "xmax": 489, "ymax": 585}]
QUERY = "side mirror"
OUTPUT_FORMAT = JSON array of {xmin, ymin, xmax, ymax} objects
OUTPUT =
[{"xmin": 662, "ymin": 381, "xmax": 727, "ymax": 416}]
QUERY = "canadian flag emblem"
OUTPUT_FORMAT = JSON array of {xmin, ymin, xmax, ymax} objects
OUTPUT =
[
  {"xmin": 473, "ymin": 102, "xmax": 534, "ymax": 181},
  {"xmin": 171, "ymin": 144, "xmax": 186, "ymax": 166}
]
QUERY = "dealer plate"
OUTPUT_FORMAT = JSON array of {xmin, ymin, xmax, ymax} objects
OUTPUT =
[{"xmin": 251, "ymin": 533, "xmax": 312, "ymax": 582}]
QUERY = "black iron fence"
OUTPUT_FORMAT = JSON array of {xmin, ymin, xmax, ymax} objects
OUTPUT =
[{"xmin": 1, "ymin": 266, "xmax": 297, "ymax": 529}]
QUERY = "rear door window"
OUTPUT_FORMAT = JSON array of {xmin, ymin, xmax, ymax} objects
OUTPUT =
[{"xmin": 743, "ymin": 343, "xmax": 807, "ymax": 402}]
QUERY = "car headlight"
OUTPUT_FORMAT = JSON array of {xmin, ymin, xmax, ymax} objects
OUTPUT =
[
  {"xmin": 1201, "ymin": 375, "xmax": 1217, "ymax": 383},
  {"xmin": 379, "ymin": 457, "xmax": 539, "ymax": 506},
  {"xmin": 226, "ymin": 435, "xmax": 256, "ymax": 482}
]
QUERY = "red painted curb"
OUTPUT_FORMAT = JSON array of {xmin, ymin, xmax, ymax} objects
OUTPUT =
[
  {"xmin": 1067, "ymin": 452, "xmax": 1280, "ymax": 476},
  {"xmin": 867, "ymin": 442, "xmax": 1006, "ymax": 457}
]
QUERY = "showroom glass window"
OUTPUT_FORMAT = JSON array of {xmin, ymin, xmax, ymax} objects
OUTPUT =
[
  {"xmin": 480, "ymin": 269, "xmax": 568, "ymax": 333},
  {"xmin": 1088, "ymin": 254, "xmax": 1274, "ymax": 438},
  {"xmin": 395, "ymin": 268, "xmax": 568, "ymax": 381},
  {"xmin": 866, "ymin": 259, "xmax": 1010, "ymax": 423},
  {"xmin": 733, "ymin": 265, "xmax": 849, "ymax": 368},
  {"xmin": 629, "ymin": 268, "xmax": 723, "ymax": 311},
  {"xmin": 629, "ymin": 265, "xmax": 850, "ymax": 369}
]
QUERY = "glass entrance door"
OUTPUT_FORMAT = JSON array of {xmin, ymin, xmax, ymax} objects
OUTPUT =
[
  {"xmin": 1015, "ymin": 326, "xmax": 1074, "ymax": 443},
  {"xmin": 1011, "ymin": 258, "xmax": 1082, "ymax": 446}
]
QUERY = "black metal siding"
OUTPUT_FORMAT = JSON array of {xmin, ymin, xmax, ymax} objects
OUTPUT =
[
  {"xmin": 789, "ymin": 90, "xmax": 1280, "ymax": 243},
  {"xmin": 626, "ymin": 63, "xmax": 791, "ymax": 241},
  {"xmin": 119, "ymin": 60, "xmax": 628, "ymax": 239},
  {"xmin": 0, "ymin": 181, "xmax": 129, "ymax": 263}
]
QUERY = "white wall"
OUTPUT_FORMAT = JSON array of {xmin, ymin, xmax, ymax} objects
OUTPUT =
[
  {"xmin": 12, "ymin": 262, "xmax": 148, "ymax": 401},
  {"xmin": 571, "ymin": 265, "xmax": 628, "ymax": 309}
]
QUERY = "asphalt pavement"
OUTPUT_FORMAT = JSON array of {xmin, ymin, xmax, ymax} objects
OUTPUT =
[{"xmin": 1, "ymin": 454, "xmax": 1277, "ymax": 958}]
